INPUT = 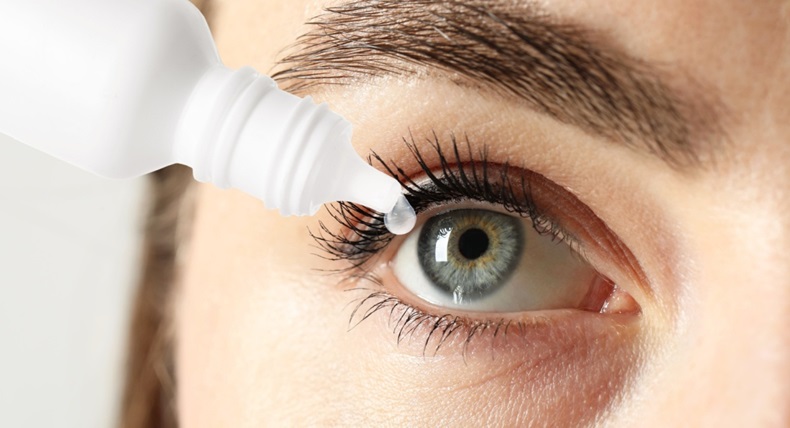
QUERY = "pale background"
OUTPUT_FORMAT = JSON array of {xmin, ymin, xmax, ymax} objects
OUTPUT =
[{"xmin": 0, "ymin": 132, "xmax": 148, "ymax": 428}]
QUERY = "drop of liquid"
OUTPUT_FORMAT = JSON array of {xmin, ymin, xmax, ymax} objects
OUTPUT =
[{"xmin": 384, "ymin": 194, "xmax": 416, "ymax": 235}]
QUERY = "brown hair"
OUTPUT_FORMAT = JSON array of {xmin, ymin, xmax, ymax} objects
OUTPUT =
[{"xmin": 119, "ymin": 165, "xmax": 195, "ymax": 428}]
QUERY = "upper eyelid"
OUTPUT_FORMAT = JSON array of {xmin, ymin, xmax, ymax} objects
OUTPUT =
[
  {"xmin": 313, "ymin": 133, "xmax": 581, "ymax": 267},
  {"xmin": 313, "ymin": 131, "xmax": 653, "ymax": 302}
]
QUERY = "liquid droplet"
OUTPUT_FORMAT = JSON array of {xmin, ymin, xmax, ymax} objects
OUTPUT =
[{"xmin": 384, "ymin": 194, "xmax": 416, "ymax": 235}]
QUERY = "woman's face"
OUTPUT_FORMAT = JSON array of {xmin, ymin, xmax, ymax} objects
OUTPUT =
[{"xmin": 177, "ymin": 0, "xmax": 790, "ymax": 426}]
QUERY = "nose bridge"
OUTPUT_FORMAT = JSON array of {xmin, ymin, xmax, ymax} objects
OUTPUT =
[
  {"xmin": 752, "ymin": 150, "xmax": 790, "ymax": 408},
  {"xmin": 768, "ymin": 173, "xmax": 790, "ymax": 425},
  {"xmin": 643, "ymin": 169, "xmax": 790, "ymax": 426},
  {"xmin": 744, "ymin": 263, "xmax": 790, "ymax": 425},
  {"xmin": 749, "ymin": 79, "xmax": 790, "ymax": 422},
  {"xmin": 733, "ymin": 253, "xmax": 790, "ymax": 425},
  {"xmin": 696, "ymin": 191, "xmax": 790, "ymax": 425}
]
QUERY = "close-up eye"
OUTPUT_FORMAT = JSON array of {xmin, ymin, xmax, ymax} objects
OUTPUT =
[{"xmin": 316, "ymin": 134, "xmax": 642, "ymax": 349}]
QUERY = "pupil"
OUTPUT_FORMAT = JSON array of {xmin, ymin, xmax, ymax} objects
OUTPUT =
[{"xmin": 457, "ymin": 228, "xmax": 489, "ymax": 260}]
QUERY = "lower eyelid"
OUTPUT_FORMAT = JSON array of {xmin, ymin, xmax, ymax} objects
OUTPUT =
[
  {"xmin": 340, "ymin": 281, "xmax": 643, "ymax": 428},
  {"xmin": 342, "ymin": 281, "xmax": 641, "ymax": 358}
]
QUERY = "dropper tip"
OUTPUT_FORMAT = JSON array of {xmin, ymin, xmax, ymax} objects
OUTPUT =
[{"xmin": 384, "ymin": 194, "xmax": 416, "ymax": 235}]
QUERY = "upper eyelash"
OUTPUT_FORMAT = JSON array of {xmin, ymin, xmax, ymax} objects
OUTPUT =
[{"xmin": 310, "ymin": 131, "xmax": 580, "ymax": 271}]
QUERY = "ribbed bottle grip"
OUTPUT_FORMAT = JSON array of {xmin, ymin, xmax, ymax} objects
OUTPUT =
[
  {"xmin": 210, "ymin": 75, "xmax": 273, "ymax": 188},
  {"xmin": 265, "ymin": 96, "xmax": 323, "ymax": 215},
  {"xmin": 191, "ymin": 66, "xmax": 258, "ymax": 183}
]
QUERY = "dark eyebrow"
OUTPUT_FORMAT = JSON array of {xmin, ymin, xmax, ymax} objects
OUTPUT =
[{"xmin": 272, "ymin": 0, "xmax": 723, "ymax": 168}]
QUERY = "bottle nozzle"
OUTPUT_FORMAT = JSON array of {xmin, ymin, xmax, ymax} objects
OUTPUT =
[
  {"xmin": 333, "ymin": 157, "xmax": 402, "ymax": 213},
  {"xmin": 178, "ymin": 65, "xmax": 416, "ymax": 229},
  {"xmin": 314, "ymin": 147, "xmax": 416, "ymax": 235},
  {"xmin": 303, "ymin": 128, "xmax": 416, "ymax": 234}
]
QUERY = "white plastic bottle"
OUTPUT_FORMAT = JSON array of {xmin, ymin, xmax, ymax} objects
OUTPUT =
[{"xmin": 0, "ymin": 0, "xmax": 416, "ymax": 229}]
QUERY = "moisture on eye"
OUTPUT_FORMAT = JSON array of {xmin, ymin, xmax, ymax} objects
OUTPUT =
[{"xmin": 384, "ymin": 194, "xmax": 417, "ymax": 235}]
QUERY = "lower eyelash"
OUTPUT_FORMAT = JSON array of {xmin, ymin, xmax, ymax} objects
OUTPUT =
[{"xmin": 345, "ymin": 282, "xmax": 525, "ymax": 358}]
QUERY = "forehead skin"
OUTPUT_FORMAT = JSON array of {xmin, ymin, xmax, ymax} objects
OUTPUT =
[{"xmin": 177, "ymin": 0, "xmax": 790, "ymax": 427}]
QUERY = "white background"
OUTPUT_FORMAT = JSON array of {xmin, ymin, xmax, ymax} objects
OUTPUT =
[{"xmin": 0, "ymin": 133, "xmax": 147, "ymax": 427}]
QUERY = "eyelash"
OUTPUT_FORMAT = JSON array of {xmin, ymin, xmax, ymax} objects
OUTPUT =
[{"xmin": 310, "ymin": 132, "xmax": 587, "ymax": 355}]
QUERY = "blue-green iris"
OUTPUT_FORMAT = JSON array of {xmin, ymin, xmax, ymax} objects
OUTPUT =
[{"xmin": 417, "ymin": 209, "xmax": 524, "ymax": 303}]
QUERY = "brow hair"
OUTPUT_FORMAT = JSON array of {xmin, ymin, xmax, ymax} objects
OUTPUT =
[{"xmin": 273, "ymin": 0, "xmax": 723, "ymax": 168}]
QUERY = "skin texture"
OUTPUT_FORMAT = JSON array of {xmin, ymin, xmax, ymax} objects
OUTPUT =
[{"xmin": 176, "ymin": 0, "xmax": 790, "ymax": 426}]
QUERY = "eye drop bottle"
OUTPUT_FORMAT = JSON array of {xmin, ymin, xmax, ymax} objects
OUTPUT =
[{"xmin": 0, "ymin": 0, "xmax": 414, "ymax": 223}]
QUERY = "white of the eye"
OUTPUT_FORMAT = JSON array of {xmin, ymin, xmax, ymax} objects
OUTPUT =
[{"xmin": 392, "ymin": 218, "xmax": 598, "ymax": 312}]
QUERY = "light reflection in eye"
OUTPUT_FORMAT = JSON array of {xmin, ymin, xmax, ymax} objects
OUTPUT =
[
  {"xmin": 434, "ymin": 226, "xmax": 451, "ymax": 262},
  {"xmin": 392, "ymin": 208, "xmax": 601, "ymax": 312}
]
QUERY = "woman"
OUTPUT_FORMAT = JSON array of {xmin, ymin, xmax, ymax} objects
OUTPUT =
[{"xmin": 123, "ymin": 0, "xmax": 790, "ymax": 426}]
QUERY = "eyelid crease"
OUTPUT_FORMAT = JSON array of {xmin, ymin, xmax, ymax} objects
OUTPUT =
[{"xmin": 312, "ymin": 130, "xmax": 648, "ymax": 297}]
